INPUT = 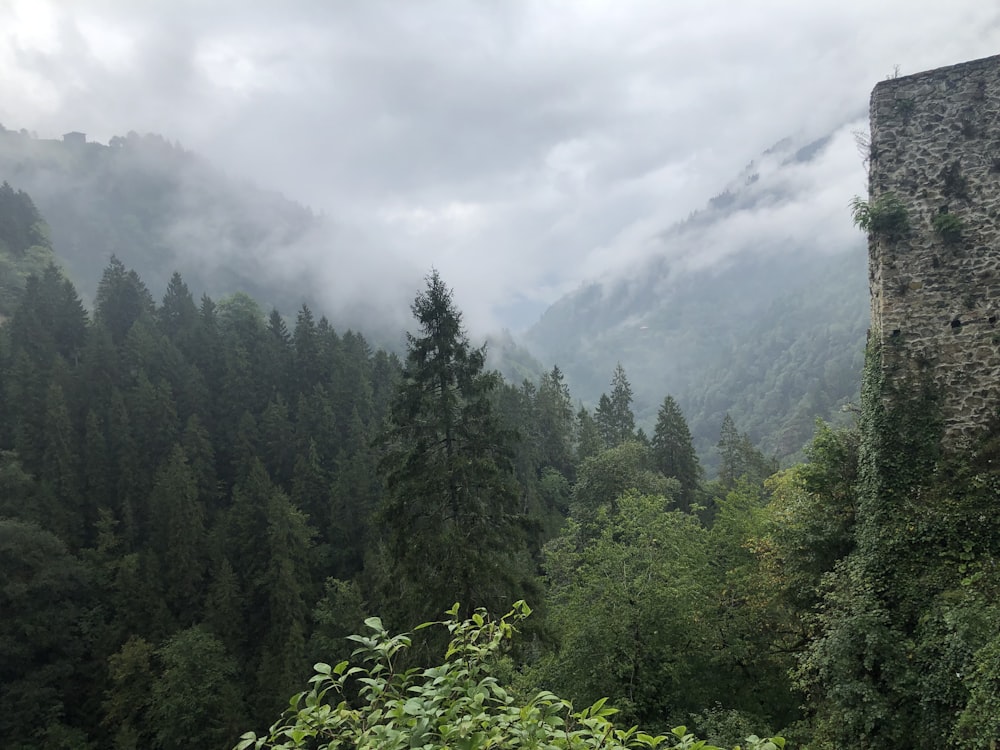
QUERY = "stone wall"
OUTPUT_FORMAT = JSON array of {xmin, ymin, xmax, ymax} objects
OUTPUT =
[{"xmin": 869, "ymin": 54, "xmax": 1000, "ymax": 442}]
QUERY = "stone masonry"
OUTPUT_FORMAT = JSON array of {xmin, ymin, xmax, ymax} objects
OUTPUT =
[{"xmin": 869, "ymin": 54, "xmax": 1000, "ymax": 442}]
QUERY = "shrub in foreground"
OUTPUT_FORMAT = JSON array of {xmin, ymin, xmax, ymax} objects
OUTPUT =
[{"xmin": 236, "ymin": 602, "xmax": 784, "ymax": 750}]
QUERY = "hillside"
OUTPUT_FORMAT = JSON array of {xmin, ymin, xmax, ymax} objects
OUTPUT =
[
  {"xmin": 0, "ymin": 124, "xmax": 869, "ymax": 466},
  {"xmin": 0, "ymin": 126, "xmax": 415, "ymax": 341},
  {"xmin": 525, "ymin": 134, "xmax": 869, "ymax": 465}
]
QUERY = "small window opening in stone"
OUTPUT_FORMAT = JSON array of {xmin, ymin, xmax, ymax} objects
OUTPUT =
[
  {"xmin": 990, "ymin": 316, "xmax": 997, "ymax": 326},
  {"xmin": 890, "ymin": 329, "xmax": 901, "ymax": 338},
  {"xmin": 951, "ymin": 318, "xmax": 962, "ymax": 329}
]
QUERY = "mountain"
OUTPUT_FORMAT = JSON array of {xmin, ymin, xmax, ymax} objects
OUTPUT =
[
  {"xmin": 1, "ymin": 123, "xmax": 869, "ymax": 466},
  {"xmin": 524, "ymin": 134, "xmax": 869, "ymax": 467},
  {"xmin": 0, "ymin": 126, "xmax": 416, "ymax": 341}
]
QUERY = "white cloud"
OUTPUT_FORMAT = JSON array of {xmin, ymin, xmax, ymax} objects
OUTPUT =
[{"xmin": 1, "ymin": 0, "xmax": 999, "ymax": 332}]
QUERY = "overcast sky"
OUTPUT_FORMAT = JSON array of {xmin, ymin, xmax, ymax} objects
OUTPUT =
[{"xmin": 2, "ymin": 1, "xmax": 1000, "ymax": 331}]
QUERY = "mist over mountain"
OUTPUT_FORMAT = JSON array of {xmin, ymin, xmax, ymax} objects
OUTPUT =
[
  {"xmin": 0, "ymin": 126, "xmax": 420, "ymax": 341},
  {"xmin": 0, "ymin": 121, "xmax": 870, "ymax": 465},
  {"xmin": 524, "ymin": 130, "xmax": 869, "ymax": 465}
]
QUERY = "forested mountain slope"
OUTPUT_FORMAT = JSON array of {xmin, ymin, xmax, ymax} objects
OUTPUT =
[
  {"xmin": 1, "ymin": 124, "xmax": 868, "ymax": 466},
  {"xmin": 0, "ymin": 180, "xmax": 57, "ymax": 315},
  {"xmin": 0, "ymin": 126, "xmax": 415, "ymax": 341},
  {"xmin": 525, "ymin": 135, "xmax": 869, "ymax": 465}
]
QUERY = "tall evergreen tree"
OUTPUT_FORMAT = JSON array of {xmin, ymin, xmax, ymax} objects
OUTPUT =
[
  {"xmin": 147, "ymin": 445, "xmax": 206, "ymax": 623},
  {"xmin": 376, "ymin": 271, "xmax": 530, "ymax": 628},
  {"xmin": 575, "ymin": 405, "xmax": 603, "ymax": 462},
  {"xmin": 157, "ymin": 271, "xmax": 198, "ymax": 344},
  {"xmin": 651, "ymin": 395, "xmax": 702, "ymax": 512},
  {"xmin": 40, "ymin": 380, "xmax": 83, "ymax": 545},
  {"xmin": 536, "ymin": 365, "xmax": 575, "ymax": 477},
  {"xmin": 292, "ymin": 304, "xmax": 322, "ymax": 395},
  {"xmin": 94, "ymin": 256, "xmax": 155, "ymax": 346},
  {"xmin": 716, "ymin": 413, "xmax": 777, "ymax": 489},
  {"xmin": 594, "ymin": 363, "xmax": 636, "ymax": 448}
]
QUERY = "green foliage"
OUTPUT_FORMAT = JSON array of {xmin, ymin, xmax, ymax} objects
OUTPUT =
[
  {"xmin": 849, "ymin": 193, "xmax": 909, "ymax": 240},
  {"xmin": 0, "ymin": 519, "xmax": 94, "ymax": 747},
  {"xmin": 795, "ymin": 338, "xmax": 1000, "ymax": 748},
  {"xmin": 932, "ymin": 211, "xmax": 963, "ymax": 244},
  {"xmin": 535, "ymin": 365, "xmax": 576, "ymax": 477},
  {"xmin": 525, "ymin": 247, "xmax": 868, "ymax": 471},
  {"xmin": 575, "ymin": 406, "xmax": 604, "ymax": 462},
  {"xmin": 651, "ymin": 395, "xmax": 702, "ymax": 511},
  {"xmin": 953, "ymin": 629, "xmax": 1000, "ymax": 745},
  {"xmin": 0, "ymin": 129, "xmax": 326, "ymax": 327},
  {"xmin": 151, "ymin": 626, "xmax": 245, "ymax": 750},
  {"xmin": 595, "ymin": 363, "xmax": 637, "ymax": 448},
  {"xmin": 571, "ymin": 441, "xmax": 674, "ymax": 527},
  {"xmin": 0, "ymin": 181, "xmax": 57, "ymax": 314},
  {"xmin": 375, "ymin": 271, "xmax": 533, "ymax": 632},
  {"xmin": 716, "ymin": 414, "xmax": 777, "ymax": 491},
  {"xmin": 94, "ymin": 255, "xmax": 156, "ymax": 345},
  {"xmin": 541, "ymin": 493, "xmax": 714, "ymax": 728},
  {"xmin": 237, "ymin": 603, "xmax": 783, "ymax": 750}
]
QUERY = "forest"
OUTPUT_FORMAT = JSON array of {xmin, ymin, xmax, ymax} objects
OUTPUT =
[{"xmin": 2, "ymin": 179, "xmax": 1000, "ymax": 749}]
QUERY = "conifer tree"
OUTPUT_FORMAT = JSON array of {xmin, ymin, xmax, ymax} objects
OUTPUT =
[
  {"xmin": 376, "ymin": 271, "xmax": 529, "ymax": 628},
  {"xmin": 536, "ymin": 365, "xmax": 575, "ymax": 477},
  {"xmin": 260, "ymin": 396, "xmax": 295, "ymax": 487},
  {"xmin": 575, "ymin": 405, "xmax": 603, "ymax": 462},
  {"xmin": 292, "ymin": 304, "xmax": 322, "ymax": 394},
  {"xmin": 40, "ymin": 380, "xmax": 82, "ymax": 545},
  {"xmin": 147, "ymin": 445, "xmax": 206, "ymax": 623},
  {"xmin": 716, "ymin": 413, "xmax": 777, "ymax": 489},
  {"xmin": 594, "ymin": 363, "xmax": 636, "ymax": 448},
  {"xmin": 651, "ymin": 395, "xmax": 702, "ymax": 511},
  {"xmin": 290, "ymin": 439, "xmax": 332, "ymax": 545},
  {"xmin": 157, "ymin": 271, "xmax": 199, "ymax": 344},
  {"xmin": 94, "ymin": 256, "xmax": 155, "ymax": 346}
]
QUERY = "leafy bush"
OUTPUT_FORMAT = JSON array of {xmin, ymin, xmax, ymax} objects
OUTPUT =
[
  {"xmin": 236, "ymin": 602, "xmax": 784, "ymax": 750},
  {"xmin": 850, "ymin": 194, "xmax": 909, "ymax": 240}
]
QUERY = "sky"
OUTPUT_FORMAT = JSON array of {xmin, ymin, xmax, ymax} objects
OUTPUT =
[{"xmin": 2, "ymin": 0, "xmax": 1000, "ymax": 331}]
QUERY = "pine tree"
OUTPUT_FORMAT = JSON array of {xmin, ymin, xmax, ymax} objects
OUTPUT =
[
  {"xmin": 717, "ymin": 414, "xmax": 744, "ymax": 489},
  {"xmin": 255, "ymin": 487, "xmax": 313, "ymax": 717},
  {"xmin": 94, "ymin": 256, "xmax": 155, "ymax": 346},
  {"xmin": 40, "ymin": 380, "xmax": 83, "ymax": 546},
  {"xmin": 716, "ymin": 413, "xmax": 777, "ymax": 489},
  {"xmin": 260, "ymin": 395, "xmax": 295, "ymax": 487},
  {"xmin": 594, "ymin": 363, "xmax": 636, "ymax": 448},
  {"xmin": 575, "ymin": 405, "xmax": 603, "ymax": 462},
  {"xmin": 147, "ymin": 445, "xmax": 206, "ymax": 622},
  {"xmin": 376, "ymin": 271, "xmax": 529, "ymax": 628},
  {"xmin": 536, "ymin": 365, "xmax": 575, "ymax": 477},
  {"xmin": 290, "ymin": 439, "xmax": 332, "ymax": 545},
  {"xmin": 292, "ymin": 304, "xmax": 322, "ymax": 394},
  {"xmin": 157, "ymin": 271, "xmax": 199, "ymax": 344},
  {"xmin": 651, "ymin": 395, "xmax": 702, "ymax": 512},
  {"xmin": 261, "ymin": 309, "xmax": 292, "ymax": 398},
  {"xmin": 330, "ymin": 407, "xmax": 378, "ymax": 577}
]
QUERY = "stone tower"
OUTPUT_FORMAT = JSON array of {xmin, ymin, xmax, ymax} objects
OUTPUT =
[{"xmin": 869, "ymin": 54, "xmax": 1000, "ymax": 442}]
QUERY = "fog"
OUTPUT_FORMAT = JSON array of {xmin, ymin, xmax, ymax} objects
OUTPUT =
[{"xmin": 2, "ymin": 0, "xmax": 999, "ymax": 331}]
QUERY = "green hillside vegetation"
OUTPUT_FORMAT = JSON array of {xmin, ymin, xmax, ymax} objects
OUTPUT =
[
  {"xmin": 0, "ymin": 181, "xmax": 58, "ymax": 315},
  {"xmin": 0, "ymin": 248, "xmax": 794, "ymax": 748},
  {"xmin": 527, "ymin": 250, "xmax": 868, "ymax": 473},
  {"xmin": 0, "ymin": 126, "xmax": 331, "ymax": 323},
  {"xmin": 2, "ymin": 252, "xmax": 998, "ymax": 747},
  {"xmin": 526, "ymin": 135, "xmax": 870, "ymax": 470},
  {"xmin": 2, "ymin": 177, "xmax": 998, "ymax": 746},
  {"xmin": 0, "ymin": 125, "xmax": 868, "ymax": 471}
]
